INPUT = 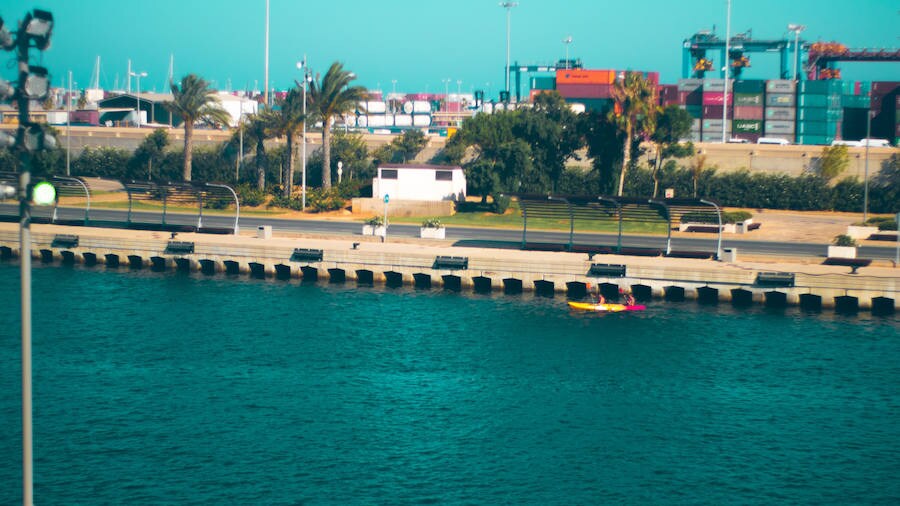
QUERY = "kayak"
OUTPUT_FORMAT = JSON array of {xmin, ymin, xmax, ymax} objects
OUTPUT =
[{"xmin": 567, "ymin": 301, "xmax": 646, "ymax": 312}]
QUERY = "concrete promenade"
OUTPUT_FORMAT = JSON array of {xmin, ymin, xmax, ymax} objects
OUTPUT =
[{"xmin": 1, "ymin": 222, "xmax": 897, "ymax": 313}]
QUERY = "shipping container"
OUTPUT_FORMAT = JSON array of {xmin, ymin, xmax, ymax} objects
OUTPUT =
[
  {"xmin": 795, "ymin": 135, "xmax": 835, "ymax": 145},
  {"xmin": 679, "ymin": 89, "xmax": 702, "ymax": 105},
  {"xmin": 702, "ymin": 78, "xmax": 733, "ymax": 93},
  {"xmin": 796, "ymin": 94, "xmax": 841, "ymax": 109},
  {"xmin": 766, "ymin": 80, "xmax": 796, "ymax": 94},
  {"xmin": 733, "ymin": 119, "xmax": 763, "ymax": 133},
  {"xmin": 733, "ymin": 79, "xmax": 766, "ymax": 94},
  {"xmin": 413, "ymin": 115, "xmax": 432, "ymax": 127},
  {"xmin": 765, "ymin": 120, "xmax": 796, "ymax": 134},
  {"xmin": 556, "ymin": 69, "xmax": 614, "ymax": 85},
  {"xmin": 797, "ymin": 107, "xmax": 842, "ymax": 122},
  {"xmin": 393, "ymin": 114, "xmax": 413, "ymax": 127},
  {"xmin": 701, "ymin": 132, "xmax": 730, "ymax": 142},
  {"xmin": 734, "ymin": 93, "xmax": 764, "ymax": 106},
  {"xmin": 677, "ymin": 78, "xmax": 704, "ymax": 91},
  {"xmin": 842, "ymin": 95, "xmax": 871, "ymax": 109},
  {"xmin": 702, "ymin": 119, "xmax": 732, "ymax": 132},
  {"xmin": 766, "ymin": 93, "xmax": 796, "ymax": 107},
  {"xmin": 683, "ymin": 105, "xmax": 703, "ymax": 118},
  {"xmin": 798, "ymin": 80, "xmax": 843, "ymax": 95},
  {"xmin": 871, "ymin": 81, "xmax": 900, "ymax": 94},
  {"xmin": 659, "ymin": 85, "xmax": 679, "ymax": 106},
  {"xmin": 765, "ymin": 107, "xmax": 796, "ymax": 121},
  {"xmin": 556, "ymin": 83, "xmax": 613, "ymax": 99},
  {"xmin": 69, "ymin": 110, "xmax": 99, "ymax": 125},
  {"xmin": 703, "ymin": 105, "xmax": 733, "ymax": 119},
  {"xmin": 361, "ymin": 101, "xmax": 387, "ymax": 114},
  {"xmin": 564, "ymin": 97, "xmax": 613, "ymax": 112},
  {"xmin": 702, "ymin": 92, "xmax": 733, "ymax": 106},
  {"xmin": 796, "ymin": 121, "xmax": 839, "ymax": 136},
  {"xmin": 683, "ymin": 130, "xmax": 702, "ymax": 142},
  {"xmin": 530, "ymin": 76, "xmax": 556, "ymax": 90},
  {"xmin": 691, "ymin": 118, "xmax": 701, "ymax": 130},
  {"xmin": 734, "ymin": 106, "xmax": 764, "ymax": 120}
]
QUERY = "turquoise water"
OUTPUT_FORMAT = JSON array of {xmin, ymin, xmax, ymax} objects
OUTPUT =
[{"xmin": 1, "ymin": 263, "xmax": 898, "ymax": 505}]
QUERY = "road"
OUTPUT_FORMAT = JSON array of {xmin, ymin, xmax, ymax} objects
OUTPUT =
[{"xmin": 5, "ymin": 203, "xmax": 897, "ymax": 262}]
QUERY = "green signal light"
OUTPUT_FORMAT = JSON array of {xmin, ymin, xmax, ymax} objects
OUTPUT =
[{"xmin": 32, "ymin": 181, "xmax": 56, "ymax": 205}]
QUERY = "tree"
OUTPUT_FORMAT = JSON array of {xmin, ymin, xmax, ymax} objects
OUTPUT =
[
  {"xmin": 374, "ymin": 130, "xmax": 429, "ymax": 164},
  {"xmin": 818, "ymin": 144, "xmax": 849, "ymax": 181},
  {"xmin": 609, "ymin": 72, "xmax": 657, "ymax": 196},
  {"xmin": 307, "ymin": 62, "xmax": 368, "ymax": 188},
  {"xmin": 650, "ymin": 105, "xmax": 694, "ymax": 197},
  {"xmin": 270, "ymin": 88, "xmax": 306, "ymax": 197},
  {"xmin": 245, "ymin": 109, "xmax": 278, "ymax": 190},
  {"xmin": 690, "ymin": 153, "xmax": 708, "ymax": 198},
  {"xmin": 330, "ymin": 130, "xmax": 371, "ymax": 181},
  {"xmin": 580, "ymin": 110, "xmax": 624, "ymax": 195},
  {"xmin": 515, "ymin": 92, "xmax": 582, "ymax": 192},
  {"xmin": 165, "ymin": 74, "xmax": 231, "ymax": 181},
  {"xmin": 132, "ymin": 128, "xmax": 170, "ymax": 180}
]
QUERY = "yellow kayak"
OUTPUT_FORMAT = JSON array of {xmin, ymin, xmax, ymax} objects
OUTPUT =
[{"xmin": 567, "ymin": 301, "xmax": 646, "ymax": 312}]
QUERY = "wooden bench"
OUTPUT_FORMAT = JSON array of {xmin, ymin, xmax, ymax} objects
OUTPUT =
[
  {"xmin": 823, "ymin": 257, "xmax": 872, "ymax": 274},
  {"xmin": 746, "ymin": 222, "xmax": 762, "ymax": 231}
]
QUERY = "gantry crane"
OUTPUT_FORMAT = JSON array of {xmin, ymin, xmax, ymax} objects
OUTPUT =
[
  {"xmin": 805, "ymin": 42, "xmax": 900, "ymax": 80},
  {"xmin": 682, "ymin": 29, "xmax": 797, "ymax": 79}
]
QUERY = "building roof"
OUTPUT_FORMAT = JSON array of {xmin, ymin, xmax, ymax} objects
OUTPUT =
[{"xmin": 379, "ymin": 163, "xmax": 463, "ymax": 170}]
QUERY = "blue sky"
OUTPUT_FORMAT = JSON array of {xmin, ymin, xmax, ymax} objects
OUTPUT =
[{"xmin": 2, "ymin": 0, "xmax": 898, "ymax": 96}]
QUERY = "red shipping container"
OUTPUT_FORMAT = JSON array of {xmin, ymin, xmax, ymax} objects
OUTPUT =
[
  {"xmin": 679, "ymin": 89, "xmax": 702, "ymax": 105},
  {"xmin": 556, "ymin": 69, "xmax": 614, "ymax": 85},
  {"xmin": 702, "ymin": 92, "xmax": 733, "ymax": 106},
  {"xmin": 703, "ymin": 105, "xmax": 733, "ymax": 119},
  {"xmin": 733, "ymin": 106, "xmax": 763, "ymax": 120},
  {"xmin": 556, "ymin": 83, "xmax": 613, "ymax": 99},
  {"xmin": 871, "ymin": 81, "xmax": 900, "ymax": 95},
  {"xmin": 647, "ymin": 72, "xmax": 660, "ymax": 85}
]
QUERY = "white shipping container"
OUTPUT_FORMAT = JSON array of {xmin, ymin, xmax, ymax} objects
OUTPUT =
[
  {"xmin": 412, "ymin": 114, "xmax": 432, "ymax": 126},
  {"xmin": 702, "ymin": 78, "xmax": 733, "ymax": 92},
  {"xmin": 766, "ymin": 80, "xmax": 796, "ymax": 94},
  {"xmin": 402, "ymin": 102, "xmax": 413, "ymax": 114},
  {"xmin": 765, "ymin": 120, "xmax": 796, "ymax": 134},
  {"xmin": 365, "ymin": 101, "xmax": 387, "ymax": 114},
  {"xmin": 412, "ymin": 100, "xmax": 431, "ymax": 113},
  {"xmin": 367, "ymin": 115, "xmax": 387, "ymax": 127},
  {"xmin": 394, "ymin": 114, "xmax": 413, "ymax": 127},
  {"xmin": 356, "ymin": 115, "xmax": 368, "ymax": 127},
  {"xmin": 568, "ymin": 103, "xmax": 586, "ymax": 114}
]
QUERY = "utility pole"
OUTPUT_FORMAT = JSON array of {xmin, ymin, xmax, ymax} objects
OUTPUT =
[{"xmin": 500, "ymin": 2, "xmax": 518, "ymax": 96}]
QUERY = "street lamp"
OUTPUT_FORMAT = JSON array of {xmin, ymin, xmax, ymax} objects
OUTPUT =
[
  {"xmin": 337, "ymin": 160, "xmax": 343, "ymax": 184},
  {"xmin": 787, "ymin": 23, "xmax": 806, "ymax": 80},
  {"xmin": 128, "ymin": 70, "xmax": 147, "ymax": 127},
  {"xmin": 500, "ymin": 2, "xmax": 518, "ymax": 96},
  {"xmin": 563, "ymin": 35, "xmax": 573, "ymax": 69},
  {"xmin": 297, "ymin": 57, "xmax": 311, "ymax": 210}
]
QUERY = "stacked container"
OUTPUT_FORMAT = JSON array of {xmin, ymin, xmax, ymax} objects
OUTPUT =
[
  {"xmin": 731, "ymin": 79, "xmax": 765, "ymax": 142},
  {"xmin": 796, "ymin": 80, "xmax": 842, "ymax": 145},
  {"xmin": 870, "ymin": 81, "xmax": 899, "ymax": 144},
  {"xmin": 700, "ymin": 78, "xmax": 732, "ymax": 142},
  {"xmin": 841, "ymin": 81, "xmax": 871, "ymax": 141},
  {"xmin": 554, "ymin": 69, "xmax": 616, "ymax": 112},
  {"xmin": 677, "ymin": 78, "xmax": 703, "ymax": 141},
  {"xmin": 764, "ymin": 80, "xmax": 797, "ymax": 143}
]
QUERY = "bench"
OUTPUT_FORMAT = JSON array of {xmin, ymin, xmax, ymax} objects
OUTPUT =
[
  {"xmin": 746, "ymin": 222, "xmax": 762, "ymax": 231},
  {"xmin": 823, "ymin": 257, "xmax": 872, "ymax": 274},
  {"xmin": 588, "ymin": 263, "xmax": 626, "ymax": 277},
  {"xmin": 165, "ymin": 241, "xmax": 195, "ymax": 254},
  {"xmin": 51, "ymin": 234, "xmax": 79, "ymax": 248},
  {"xmin": 291, "ymin": 248, "xmax": 324, "ymax": 262},
  {"xmin": 433, "ymin": 256, "xmax": 468, "ymax": 270}
]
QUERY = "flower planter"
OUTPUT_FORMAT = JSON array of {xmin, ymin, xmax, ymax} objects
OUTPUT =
[
  {"xmin": 419, "ymin": 227, "xmax": 446, "ymax": 239},
  {"xmin": 845, "ymin": 226, "xmax": 878, "ymax": 240},
  {"xmin": 362, "ymin": 225, "xmax": 386, "ymax": 237},
  {"xmin": 827, "ymin": 245, "xmax": 857, "ymax": 259}
]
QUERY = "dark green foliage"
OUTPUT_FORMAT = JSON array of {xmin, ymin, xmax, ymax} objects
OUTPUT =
[
  {"xmin": 72, "ymin": 146, "xmax": 132, "ymax": 178},
  {"xmin": 235, "ymin": 184, "xmax": 267, "ymax": 207},
  {"xmin": 491, "ymin": 193, "xmax": 511, "ymax": 214},
  {"xmin": 681, "ymin": 210, "xmax": 752, "ymax": 224},
  {"xmin": 832, "ymin": 234, "xmax": 856, "ymax": 247},
  {"xmin": 130, "ymin": 128, "xmax": 170, "ymax": 181},
  {"xmin": 865, "ymin": 216, "xmax": 897, "ymax": 230}
]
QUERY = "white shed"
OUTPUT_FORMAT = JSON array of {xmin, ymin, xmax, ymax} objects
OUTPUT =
[{"xmin": 373, "ymin": 164, "xmax": 466, "ymax": 202}]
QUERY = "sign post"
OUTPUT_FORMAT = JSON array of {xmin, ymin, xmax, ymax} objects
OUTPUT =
[{"xmin": 383, "ymin": 194, "xmax": 389, "ymax": 242}]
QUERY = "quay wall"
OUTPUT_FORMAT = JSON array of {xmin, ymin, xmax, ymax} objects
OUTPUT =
[{"xmin": 0, "ymin": 224, "xmax": 897, "ymax": 313}]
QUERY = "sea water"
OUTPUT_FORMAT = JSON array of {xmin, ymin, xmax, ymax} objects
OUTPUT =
[{"xmin": 0, "ymin": 263, "xmax": 898, "ymax": 505}]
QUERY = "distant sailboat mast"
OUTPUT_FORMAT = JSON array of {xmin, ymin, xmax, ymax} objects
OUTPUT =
[
  {"xmin": 90, "ymin": 56, "xmax": 100, "ymax": 90},
  {"xmin": 168, "ymin": 54, "xmax": 174, "ymax": 87},
  {"xmin": 127, "ymin": 59, "xmax": 132, "ymax": 93}
]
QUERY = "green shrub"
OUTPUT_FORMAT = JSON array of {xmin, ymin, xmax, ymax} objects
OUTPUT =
[
  {"xmin": 864, "ymin": 217, "xmax": 898, "ymax": 231},
  {"xmin": 832, "ymin": 234, "xmax": 857, "ymax": 247},
  {"xmin": 421, "ymin": 218, "xmax": 443, "ymax": 228},
  {"xmin": 491, "ymin": 193, "xmax": 511, "ymax": 214},
  {"xmin": 365, "ymin": 216, "xmax": 384, "ymax": 227},
  {"xmin": 235, "ymin": 184, "xmax": 267, "ymax": 207},
  {"xmin": 680, "ymin": 210, "xmax": 752, "ymax": 224},
  {"xmin": 306, "ymin": 188, "xmax": 347, "ymax": 212}
]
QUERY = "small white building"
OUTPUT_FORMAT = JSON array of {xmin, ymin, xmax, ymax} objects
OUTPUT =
[{"xmin": 373, "ymin": 164, "xmax": 466, "ymax": 202}]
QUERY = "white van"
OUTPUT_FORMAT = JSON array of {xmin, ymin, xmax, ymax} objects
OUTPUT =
[
  {"xmin": 757, "ymin": 137, "xmax": 791, "ymax": 145},
  {"xmin": 859, "ymin": 138, "xmax": 891, "ymax": 148}
]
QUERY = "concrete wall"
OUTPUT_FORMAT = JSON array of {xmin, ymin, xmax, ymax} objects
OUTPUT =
[{"xmin": 351, "ymin": 198, "xmax": 454, "ymax": 217}]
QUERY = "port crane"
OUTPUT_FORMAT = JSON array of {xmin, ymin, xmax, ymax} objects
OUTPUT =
[
  {"xmin": 682, "ymin": 29, "xmax": 796, "ymax": 79},
  {"xmin": 805, "ymin": 42, "xmax": 900, "ymax": 80}
]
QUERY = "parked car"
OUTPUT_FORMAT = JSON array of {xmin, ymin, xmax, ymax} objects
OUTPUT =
[
  {"xmin": 727, "ymin": 138, "xmax": 749, "ymax": 144},
  {"xmin": 858, "ymin": 138, "xmax": 891, "ymax": 148},
  {"xmin": 831, "ymin": 140, "xmax": 861, "ymax": 147},
  {"xmin": 757, "ymin": 137, "xmax": 791, "ymax": 145}
]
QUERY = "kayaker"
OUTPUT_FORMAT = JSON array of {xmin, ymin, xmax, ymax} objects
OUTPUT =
[{"xmin": 624, "ymin": 292, "xmax": 636, "ymax": 306}]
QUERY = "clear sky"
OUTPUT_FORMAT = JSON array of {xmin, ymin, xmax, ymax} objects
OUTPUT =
[{"xmin": 2, "ymin": 0, "xmax": 898, "ymax": 97}]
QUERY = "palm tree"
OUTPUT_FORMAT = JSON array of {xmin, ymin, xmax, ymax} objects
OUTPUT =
[
  {"xmin": 609, "ymin": 72, "xmax": 657, "ymax": 196},
  {"xmin": 270, "ymin": 88, "xmax": 306, "ymax": 197},
  {"xmin": 246, "ymin": 108, "xmax": 278, "ymax": 190},
  {"xmin": 307, "ymin": 62, "xmax": 367, "ymax": 188},
  {"xmin": 165, "ymin": 74, "xmax": 231, "ymax": 181}
]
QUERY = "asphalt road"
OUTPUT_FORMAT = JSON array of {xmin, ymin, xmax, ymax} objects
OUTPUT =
[{"xmin": 4, "ymin": 204, "xmax": 899, "ymax": 261}]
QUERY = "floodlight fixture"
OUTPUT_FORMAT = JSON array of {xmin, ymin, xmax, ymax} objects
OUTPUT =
[
  {"xmin": 20, "ymin": 123, "xmax": 56, "ymax": 151},
  {"xmin": 0, "ymin": 17, "xmax": 14, "ymax": 50},
  {"xmin": 0, "ymin": 79, "xmax": 14, "ymax": 100},
  {"xmin": 23, "ymin": 9, "xmax": 54, "ymax": 50},
  {"xmin": 22, "ymin": 66, "xmax": 50, "ymax": 100}
]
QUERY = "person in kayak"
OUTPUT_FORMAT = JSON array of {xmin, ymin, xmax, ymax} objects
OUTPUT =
[{"xmin": 624, "ymin": 292, "xmax": 636, "ymax": 306}]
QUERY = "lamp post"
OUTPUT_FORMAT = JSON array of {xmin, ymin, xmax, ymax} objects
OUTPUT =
[
  {"xmin": 563, "ymin": 35, "xmax": 573, "ymax": 69},
  {"xmin": 864, "ymin": 100, "xmax": 871, "ymax": 222},
  {"xmin": 722, "ymin": 0, "xmax": 731, "ymax": 143},
  {"xmin": 500, "ymin": 2, "xmax": 517, "ymax": 96},
  {"xmin": 297, "ymin": 57, "xmax": 310, "ymax": 210},
  {"xmin": 787, "ymin": 24, "xmax": 806, "ymax": 80},
  {"xmin": 128, "ymin": 70, "xmax": 147, "ymax": 127},
  {"xmin": 66, "ymin": 70, "xmax": 71, "ymax": 175}
]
